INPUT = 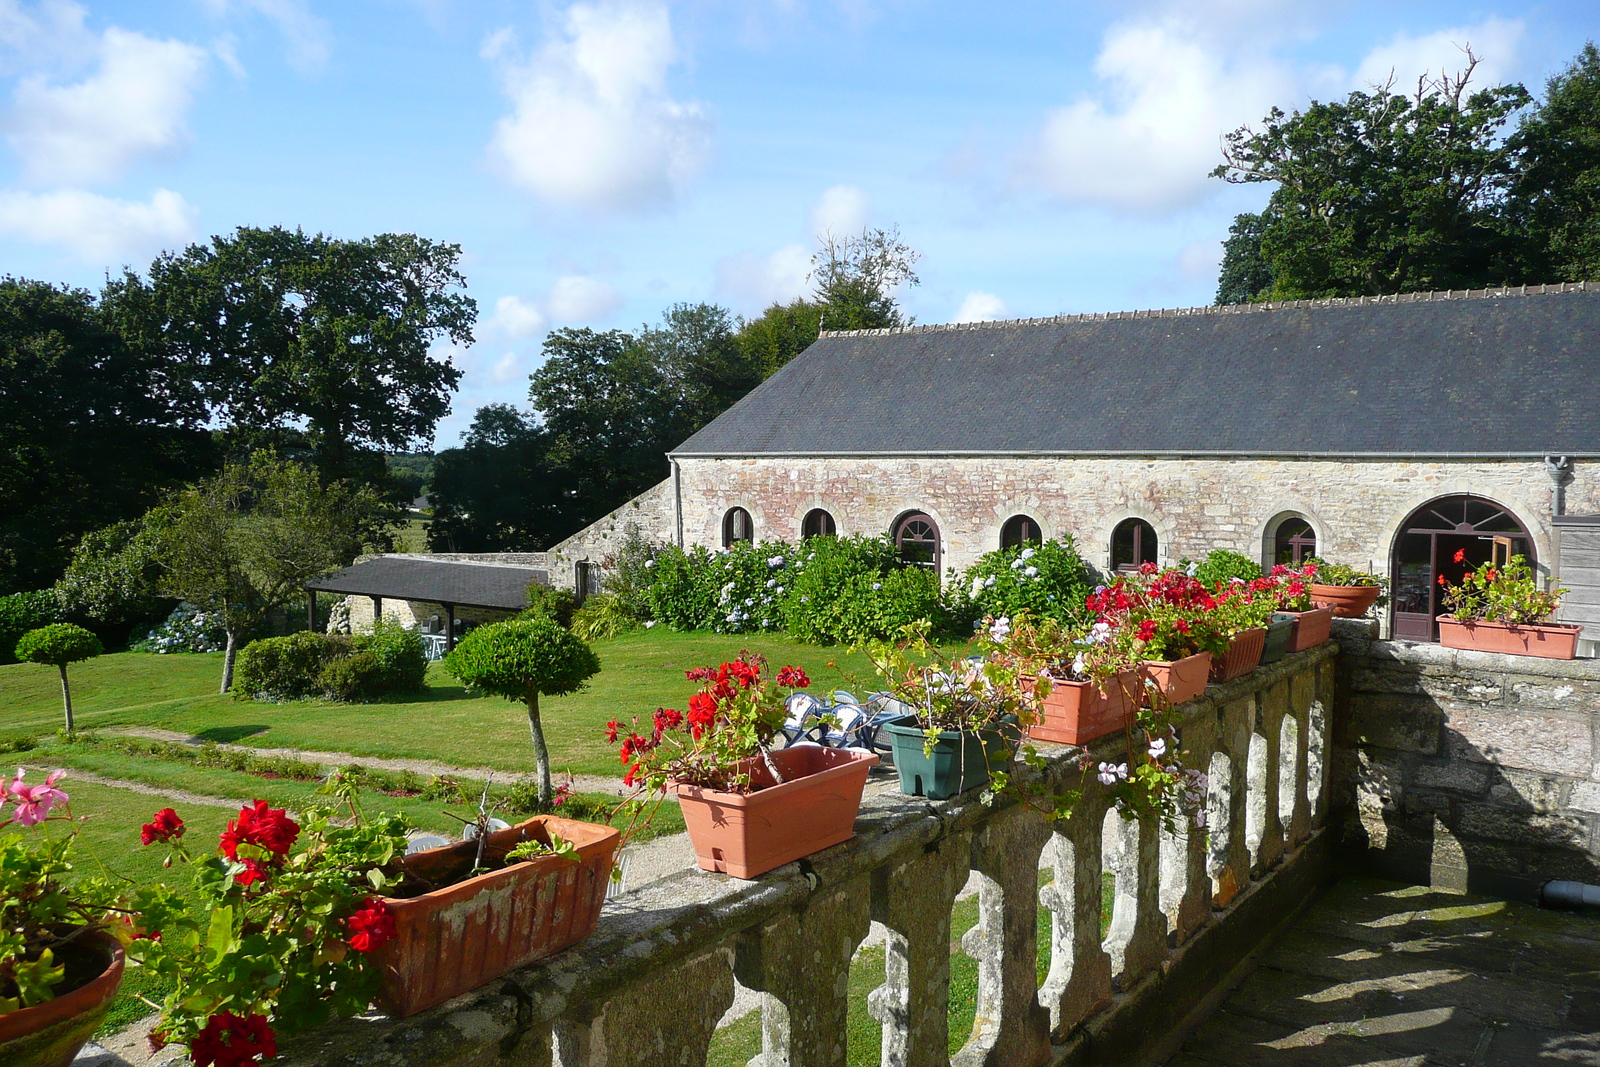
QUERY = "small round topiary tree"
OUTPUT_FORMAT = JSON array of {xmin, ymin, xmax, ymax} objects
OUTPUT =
[
  {"xmin": 15, "ymin": 623, "xmax": 104, "ymax": 732},
  {"xmin": 443, "ymin": 616, "xmax": 600, "ymax": 804}
]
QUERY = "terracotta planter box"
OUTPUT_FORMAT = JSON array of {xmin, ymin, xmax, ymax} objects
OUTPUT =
[
  {"xmin": 0, "ymin": 931, "xmax": 124, "ymax": 1067},
  {"xmin": 1310, "ymin": 583, "xmax": 1382, "ymax": 618},
  {"xmin": 1027, "ymin": 670, "xmax": 1140, "ymax": 746},
  {"xmin": 378, "ymin": 814, "xmax": 619, "ymax": 1017},
  {"xmin": 673, "ymin": 745, "xmax": 878, "ymax": 880},
  {"xmin": 1139, "ymin": 652, "xmax": 1212, "ymax": 706},
  {"xmin": 1211, "ymin": 628, "xmax": 1267, "ymax": 682},
  {"xmin": 1278, "ymin": 607, "xmax": 1334, "ymax": 651},
  {"xmin": 1438, "ymin": 618, "xmax": 1581, "ymax": 660},
  {"xmin": 1258, "ymin": 615, "xmax": 1295, "ymax": 665}
]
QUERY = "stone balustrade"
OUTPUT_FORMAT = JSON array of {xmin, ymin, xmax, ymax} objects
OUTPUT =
[{"xmin": 278, "ymin": 643, "xmax": 1339, "ymax": 1067}]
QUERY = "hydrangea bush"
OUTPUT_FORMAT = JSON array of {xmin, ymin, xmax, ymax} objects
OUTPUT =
[
  {"xmin": 943, "ymin": 539, "xmax": 1098, "ymax": 631},
  {"xmin": 134, "ymin": 602, "xmax": 230, "ymax": 654}
]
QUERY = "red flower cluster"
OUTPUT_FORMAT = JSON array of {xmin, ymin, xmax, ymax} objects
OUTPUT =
[
  {"xmin": 219, "ymin": 800, "xmax": 299, "ymax": 885},
  {"xmin": 344, "ymin": 897, "xmax": 396, "ymax": 953},
  {"xmin": 141, "ymin": 807, "xmax": 184, "ymax": 845},
  {"xmin": 775, "ymin": 665, "xmax": 810, "ymax": 688},
  {"xmin": 191, "ymin": 1012, "xmax": 276, "ymax": 1067}
]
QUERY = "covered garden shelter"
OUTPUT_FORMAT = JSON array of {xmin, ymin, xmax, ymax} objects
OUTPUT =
[{"xmin": 305, "ymin": 556, "xmax": 547, "ymax": 653}]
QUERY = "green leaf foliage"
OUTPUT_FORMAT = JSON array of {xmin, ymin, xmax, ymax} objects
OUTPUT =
[
  {"xmin": 521, "ymin": 584, "xmax": 578, "ymax": 628},
  {"xmin": 0, "ymin": 591, "xmax": 62, "ymax": 666},
  {"xmin": 232, "ymin": 622, "xmax": 426, "ymax": 703},
  {"xmin": 1191, "ymin": 550, "xmax": 1264, "ymax": 587},
  {"xmin": 444, "ymin": 616, "xmax": 600, "ymax": 704},
  {"xmin": 943, "ymin": 539, "xmax": 1098, "ymax": 632},
  {"xmin": 15, "ymin": 623, "xmax": 103, "ymax": 667}
]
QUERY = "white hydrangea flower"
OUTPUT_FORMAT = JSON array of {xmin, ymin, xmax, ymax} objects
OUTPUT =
[
  {"xmin": 1024, "ymin": 566, "xmax": 1039, "ymax": 577},
  {"xmin": 1020, "ymin": 547, "xmax": 1036, "ymax": 561}
]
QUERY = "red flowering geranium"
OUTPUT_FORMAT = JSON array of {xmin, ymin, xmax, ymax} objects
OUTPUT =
[
  {"xmin": 220, "ymin": 800, "xmax": 299, "ymax": 860},
  {"xmin": 1086, "ymin": 569, "xmax": 1228, "ymax": 662},
  {"xmin": 609, "ymin": 653, "xmax": 810, "ymax": 796},
  {"xmin": 141, "ymin": 807, "xmax": 185, "ymax": 845},
  {"xmin": 344, "ymin": 897, "xmax": 397, "ymax": 953},
  {"xmin": 191, "ymin": 1012, "xmax": 277, "ymax": 1067}
]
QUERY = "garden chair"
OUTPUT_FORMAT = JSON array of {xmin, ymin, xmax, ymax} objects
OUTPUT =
[{"xmin": 779, "ymin": 692, "xmax": 833, "ymax": 747}]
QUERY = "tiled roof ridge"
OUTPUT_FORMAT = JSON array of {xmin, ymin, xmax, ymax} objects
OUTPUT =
[{"xmin": 818, "ymin": 280, "xmax": 1600, "ymax": 338}]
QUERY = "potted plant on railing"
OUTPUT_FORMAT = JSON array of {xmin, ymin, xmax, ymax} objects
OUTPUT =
[
  {"xmin": 1437, "ymin": 552, "xmax": 1578, "ymax": 659},
  {"xmin": 1305, "ymin": 558, "xmax": 1389, "ymax": 618},
  {"xmin": 1269, "ymin": 564, "xmax": 1335, "ymax": 651},
  {"xmin": 135, "ymin": 774, "xmax": 619, "ymax": 1052},
  {"xmin": 865, "ymin": 620, "xmax": 1029, "ymax": 800},
  {"xmin": 1207, "ymin": 581, "xmax": 1278, "ymax": 681},
  {"xmin": 1088, "ymin": 566, "xmax": 1229, "ymax": 705},
  {"xmin": 610, "ymin": 654, "xmax": 876, "ymax": 879},
  {"xmin": 0, "ymin": 770, "xmax": 130, "ymax": 1067},
  {"xmin": 998, "ymin": 613, "xmax": 1142, "ymax": 747}
]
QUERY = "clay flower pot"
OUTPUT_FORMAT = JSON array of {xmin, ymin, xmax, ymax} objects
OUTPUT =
[
  {"xmin": 1277, "ymin": 607, "xmax": 1334, "ymax": 651},
  {"xmin": 377, "ymin": 814, "xmax": 620, "ymax": 1017},
  {"xmin": 1139, "ymin": 651, "xmax": 1212, "ymax": 706},
  {"xmin": 881, "ymin": 716, "xmax": 1019, "ymax": 801},
  {"xmin": 1210, "ymin": 628, "xmax": 1267, "ymax": 682},
  {"xmin": 673, "ymin": 745, "xmax": 878, "ymax": 880},
  {"xmin": 1026, "ymin": 670, "xmax": 1140, "ymax": 747},
  {"xmin": 0, "ymin": 931, "xmax": 125, "ymax": 1067},
  {"xmin": 1258, "ymin": 615, "xmax": 1295, "ymax": 665},
  {"xmin": 1437, "ymin": 618, "xmax": 1580, "ymax": 660},
  {"xmin": 1310, "ymin": 583, "xmax": 1382, "ymax": 618}
]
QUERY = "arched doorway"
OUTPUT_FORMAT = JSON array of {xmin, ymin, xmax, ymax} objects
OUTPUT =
[
  {"xmin": 1111, "ymin": 518, "xmax": 1158, "ymax": 572},
  {"xmin": 801, "ymin": 508, "xmax": 836, "ymax": 539},
  {"xmin": 722, "ymin": 507, "xmax": 754, "ymax": 547},
  {"xmin": 894, "ymin": 512, "xmax": 941, "ymax": 570},
  {"xmin": 1272, "ymin": 516, "xmax": 1317, "ymax": 565},
  {"xmin": 1390, "ymin": 495, "xmax": 1535, "ymax": 641},
  {"xmin": 1000, "ymin": 514, "xmax": 1042, "ymax": 550}
]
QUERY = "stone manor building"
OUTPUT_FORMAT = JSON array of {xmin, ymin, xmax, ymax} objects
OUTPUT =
[{"xmin": 550, "ymin": 283, "xmax": 1600, "ymax": 646}]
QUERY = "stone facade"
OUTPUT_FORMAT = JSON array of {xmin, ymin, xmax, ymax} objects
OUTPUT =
[
  {"xmin": 1333, "ymin": 620, "xmax": 1600, "ymax": 900},
  {"xmin": 546, "ymin": 478, "xmax": 675, "ymax": 591}
]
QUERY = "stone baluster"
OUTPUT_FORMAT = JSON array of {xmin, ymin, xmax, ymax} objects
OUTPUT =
[
  {"xmin": 868, "ymin": 831, "xmax": 970, "ymax": 1067},
  {"xmin": 1160, "ymin": 715, "xmax": 1217, "ymax": 946},
  {"xmin": 1298, "ymin": 662, "xmax": 1335, "ymax": 823},
  {"xmin": 733, "ymin": 877, "xmax": 872, "ymax": 1067},
  {"xmin": 952, "ymin": 807, "xmax": 1052, "ymax": 1067},
  {"xmin": 1281, "ymin": 679, "xmax": 1313, "ymax": 847},
  {"xmin": 1038, "ymin": 809, "xmax": 1112, "ymax": 1041},
  {"xmin": 1251, "ymin": 681, "xmax": 1288, "ymax": 873},
  {"xmin": 1210, "ymin": 696, "xmax": 1254, "ymax": 909},
  {"xmin": 1100, "ymin": 810, "xmax": 1166, "ymax": 989},
  {"xmin": 555, "ymin": 948, "xmax": 735, "ymax": 1067}
]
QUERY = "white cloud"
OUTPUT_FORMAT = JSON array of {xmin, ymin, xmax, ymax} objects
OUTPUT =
[
  {"xmin": 715, "ymin": 243, "xmax": 810, "ymax": 313},
  {"xmin": 953, "ymin": 291, "xmax": 1007, "ymax": 323},
  {"xmin": 487, "ymin": 352, "xmax": 523, "ymax": 385},
  {"xmin": 1177, "ymin": 239, "xmax": 1222, "ymax": 280},
  {"xmin": 0, "ymin": 0, "xmax": 93, "ymax": 74},
  {"xmin": 545, "ymin": 274, "xmax": 622, "ymax": 322},
  {"xmin": 0, "ymin": 187, "xmax": 196, "ymax": 262},
  {"xmin": 194, "ymin": 0, "xmax": 331, "ymax": 70},
  {"xmin": 1353, "ymin": 18, "xmax": 1523, "ymax": 94},
  {"xmin": 485, "ymin": 1, "xmax": 710, "ymax": 213},
  {"xmin": 810, "ymin": 184, "xmax": 869, "ymax": 238},
  {"xmin": 481, "ymin": 294, "xmax": 548, "ymax": 340},
  {"xmin": 1016, "ymin": 15, "xmax": 1295, "ymax": 214},
  {"xmin": 7, "ymin": 27, "xmax": 209, "ymax": 185}
]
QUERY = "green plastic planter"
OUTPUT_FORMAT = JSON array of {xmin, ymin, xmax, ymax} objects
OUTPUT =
[
  {"xmin": 1259, "ymin": 615, "xmax": 1295, "ymax": 664},
  {"xmin": 881, "ymin": 715, "xmax": 1018, "ymax": 800}
]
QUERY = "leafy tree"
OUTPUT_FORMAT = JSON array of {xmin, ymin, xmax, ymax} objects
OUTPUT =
[
  {"xmin": 1507, "ymin": 44, "xmax": 1600, "ymax": 282},
  {"xmin": 810, "ymin": 226, "xmax": 921, "ymax": 330},
  {"xmin": 425, "ymin": 405, "xmax": 575, "ymax": 551},
  {"xmin": 15, "ymin": 623, "xmax": 103, "ymax": 731},
  {"xmin": 731, "ymin": 298, "xmax": 826, "ymax": 379},
  {"xmin": 1214, "ymin": 212, "xmax": 1276, "ymax": 305},
  {"xmin": 0, "ymin": 278, "xmax": 212, "ymax": 592},
  {"xmin": 151, "ymin": 453, "xmax": 391, "ymax": 693},
  {"xmin": 443, "ymin": 617, "xmax": 600, "ymax": 804},
  {"xmin": 105, "ymin": 227, "xmax": 476, "ymax": 485},
  {"xmin": 52, "ymin": 519, "xmax": 169, "ymax": 637},
  {"xmin": 1213, "ymin": 54, "xmax": 1530, "ymax": 298}
]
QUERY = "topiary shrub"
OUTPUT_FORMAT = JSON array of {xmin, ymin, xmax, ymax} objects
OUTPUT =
[
  {"xmin": 232, "ymin": 631, "xmax": 347, "ymax": 701},
  {"xmin": 351, "ymin": 620, "xmax": 428, "ymax": 694},
  {"xmin": 945, "ymin": 539, "xmax": 1099, "ymax": 632},
  {"xmin": 316, "ymin": 651, "xmax": 385, "ymax": 702},
  {"xmin": 445, "ymin": 616, "xmax": 600, "ymax": 804},
  {"xmin": 1193, "ymin": 549, "xmax": 1264, "ymax": 588},
  {"xmin": 521, "ymin": 584, "xmax": 578, "ymax": 628},
  {"xmin": 0, "ymin": 591, "xmax": 62, "ymax": 666},
  {"xmin": 15, "ymin": 622, "xmax": 103, "ymax": 731}
]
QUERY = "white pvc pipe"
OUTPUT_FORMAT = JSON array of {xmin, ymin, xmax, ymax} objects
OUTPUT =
[{"xmin": 1542, "ymin": 881, "xmax": 1600, "ymax": 909}]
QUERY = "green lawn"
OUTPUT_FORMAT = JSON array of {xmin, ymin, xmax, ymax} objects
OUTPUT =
[{"xmin": 0, "ymin": 631, "xmax": 894, "ymax": 778}]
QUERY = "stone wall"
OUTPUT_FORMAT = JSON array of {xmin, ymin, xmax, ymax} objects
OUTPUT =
[
  {"xmin": 673, "ymin": 457, "xmax": 1594, "ymax": 599},
  {"xmin": 1333, "ymin": 619, "xmax": 1600, "ymax": 900},
  {"xmin": 546, "ymin": 479, "xmax": 676, "ymax": 590}
]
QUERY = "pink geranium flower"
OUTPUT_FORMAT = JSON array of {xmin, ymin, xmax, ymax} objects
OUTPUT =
[{"xmin": 7, "ymin": 768, "xmax": 69, "ymax": 826}]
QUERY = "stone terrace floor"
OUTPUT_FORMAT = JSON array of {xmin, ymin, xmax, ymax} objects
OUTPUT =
[{"xmin": 1164, "ymin": 877, "xmax": 1600, "ymax": 1067}]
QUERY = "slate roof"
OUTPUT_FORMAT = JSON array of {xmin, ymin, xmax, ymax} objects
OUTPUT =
[
  {"xmin": 306, "ymin": 556, "xmax": 546, "ymax": 610},
  {"xmin": 672, "ymin": 284, "xmax": 1600, "ymax": 457}
]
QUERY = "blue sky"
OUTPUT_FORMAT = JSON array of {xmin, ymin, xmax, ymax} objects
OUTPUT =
[{"xmin": 1, "ymin": 0, "xmax": 1594, "ymax": 446}]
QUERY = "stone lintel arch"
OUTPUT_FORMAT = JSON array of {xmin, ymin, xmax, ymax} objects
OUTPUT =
[
  {"xmin": 1374, "ymin": 482, "xmax": 1552, "ymax": 579},
  {"xmin": 705, "ymin": 499, "xmax": 763, "ymax": 549},
  {"xmin": 1252, "ymin": 505, "xmax": 1332, "ymax": 569},
  {"xmin": 789, "ymin": 498, "xmax": 842, "ymax": 542},
  {"xmin": 987, "ymin": 502, "xmax": 1052, "ymax": 551},
  {"xmin": 1095, "ymin": 508, "xmax": 1174, "ymax": 573},
  {"xmin": 889, "ymin": 505, "xmax": 951, "ymax": 578}
]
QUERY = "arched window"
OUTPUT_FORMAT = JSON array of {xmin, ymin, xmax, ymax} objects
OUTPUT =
[
  {"xmin": 894, "ymin": 512, "xmax": 941, "ymax": 570},
  {"xmin": 722, "ymin": 507, "xmax": 754, "ymax": 547},
  {"xmin": 801, "ymin": 508, "xmax": 837, "ymax": 539},
  {"xmin": 1391, "ymin": 495, "xmax": 1534, "ymax": 642},
  {"xmin": 1111, "ymin": 518, "xmax": 1158, "ymax": 572},
  {"xmin": 1273, "ymin": 517, "xmax": 1318, "ymax": 565},
  {"xmin": 1000, "ymin": 514, "xmax": 1043, "ymax": 550}
]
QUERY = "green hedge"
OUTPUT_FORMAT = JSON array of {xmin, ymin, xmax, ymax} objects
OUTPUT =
[
  {"xmin": 232, "ymin": 621, "xmax": 427, "ymax": 703},
  {"xmin": 0, "ymin": 591, "xmax": 62, "ymax": 665}
]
